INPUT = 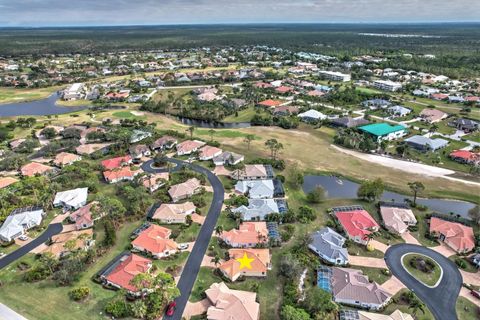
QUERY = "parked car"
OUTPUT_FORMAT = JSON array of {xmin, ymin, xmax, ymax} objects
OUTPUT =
[
  {"xmin": 0, "ymin": 253, "xmax": 6, "ymax": 259},
  {"xmin": 166, "ymin": 301, "xmax": 176, "ymax": 316},
  {"xmin": 178, "ymin": 243, "xmax": 189, "ymax": 250},
  {"xmin": 18, "ymin": 235, "xmax": 29, "ymax": 241},
  {"xmin": 471, "ymin": 290, "xmax": 480, "ymax": 299}
]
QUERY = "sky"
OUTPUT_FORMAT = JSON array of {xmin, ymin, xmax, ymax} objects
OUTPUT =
[{"xmin": 0, "ymin": 0, "xmax": 479, "ymax": 27}]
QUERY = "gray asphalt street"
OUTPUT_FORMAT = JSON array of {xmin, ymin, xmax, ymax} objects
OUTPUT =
[
  {"xmin": 0, "ymin": 223, "xmax": 63, "ymax": 270},
  {"xmin": 384, "ymin": 244, "xmax": 462, "ymax": 320},
  {"xmin": 143, "ymin": 158, "xmax": 225, "ymax": 320}
]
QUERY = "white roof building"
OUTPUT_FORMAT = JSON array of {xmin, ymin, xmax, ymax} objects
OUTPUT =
[
  {"xmin": 53, "ymin": 187, "xmax": 89, "ymax": 210},
  {"xmin": 0, "ymin": 207, "xmax": 46, "ymax": 242},
  {"xmin": 298, "ymin": 109, "xmax": 327, "ymax": 121},
  {"xmin": 235, "ymin": 180, "xmax": 274, "ymax": 199}
]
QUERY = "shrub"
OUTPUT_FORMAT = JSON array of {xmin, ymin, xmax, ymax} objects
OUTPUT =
[
  {"xmin": 455, "ymin": 258, "xmax": 467, "ymax": 269},
  {"xmin": 306, "ymin": 186, "xmax": 325, "ymax": 204},
  {"xmin": 69, "ymin": 286, "xmax": 90, "ymax": 301},
  {"xmin": 105, "ymin": 296, "xmax": 131, "ymax": 318}
]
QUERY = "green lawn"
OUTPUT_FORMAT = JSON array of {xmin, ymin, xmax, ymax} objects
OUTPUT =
[
  {"xmin": 0, "ymin": 220, "xmax": 143, "ymax": 320},
  {"xmin": 348, "ymin": 243, "xmax": 384, "ymax": 258},
  {"xmin": 463, "ymin": 131, "xmax": 480, "ymax": 143},
  {"xmin": 350, "ymin": 265, "xmax": 391, "ymax": 285},
  {"xmin": 111, "ymin": 111, "xmax": 146, "ymax": 120},
  {"xmin": 382, "ymin": 289, "xmax": 435, "ymax": 320},
  {"xmin": 195, "ymin": 128, "xmax": 259, "ymax": 140},
  {"xmin": 0, "ymin": 86, "xmax": 61, "ymax": 104},
  {"xmin": 456, "ymin": 296, "xmax": 480, "ymax": 320},
  {"xmin": 223, "ymin": 106, "xmax": 258, "ymax": 122},
  {"xmin": 448, "ymin": 255, "xmax": 479, "ymax": 273},
  {"xmin": 402, "ymin": 254, "xmax": 442, "ymax": 287}
]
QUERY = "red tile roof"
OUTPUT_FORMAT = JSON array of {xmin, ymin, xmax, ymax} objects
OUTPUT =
[
  {"xmin": 275, "ymin": 86, "xmax": 293, "ymax": 94},
  {"xmin": 103, "ymin": 167, "xmax": 139, "ymax": 182},
  {"xmin": 101, "ymin": 155, "xmax": 132, "ymax": 170},
  {"xmin": 131, "ymin": 225, "xmax": 178, "ymax": 255},
  {"xmin": 258, "ymin": 99, "xmax": 283, "ymax": 108},
  {"xmin": 20, "ymin": 162, "xmax": 53, "ymax": 177},
  {"xmin": 429, "ymin": 217, "xmax": 475, "ymax": 252},
  {"xmin": 105, "ymin": 253, "xmax": 152, "ymax": 292},
  {"xmin": 335, "ymin": 210, "xmax": 379, "ymax": 240},
  {"xmin": 450, "ymin": 150, "xmax": 479, "ymax": 163}
]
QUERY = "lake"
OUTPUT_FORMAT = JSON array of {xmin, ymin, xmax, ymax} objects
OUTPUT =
[
  {"xmin": 0, "ymin": 94, "xmax": 88, "ymax": 117},
  {"xmin": 175, "ymin": 116, "xmax": 251, "ymax": 129},
  {"xmin": 302, "ymin": 175, "xmax": 477, "ymax": 219}
]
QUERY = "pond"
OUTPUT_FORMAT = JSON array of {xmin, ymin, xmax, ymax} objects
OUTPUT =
[
  {"xmin": 0, "ymin": 94, "xmax": 88, "ymax": 117},
  {"xmin": 302, "ymin": 175, "xmax": 477, "ymax": 219},
  {"xmin": 175, "ymin": 116, "xmax": 251, "ymax": 129}
]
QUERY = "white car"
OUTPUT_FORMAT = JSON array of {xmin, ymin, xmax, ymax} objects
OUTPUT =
[
  {"xmin": 178, "ymin": 243, "xmax": 189, "ymax": 250},
  {"xmin": 0, "ymin": 253, "xmax": 6, "ymax": 259},
  {"xmin": 18, "ymin": 235, "xmax": 29, "ymax": 241}
]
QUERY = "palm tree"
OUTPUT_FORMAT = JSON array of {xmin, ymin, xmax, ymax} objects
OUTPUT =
[
  {"xmin": 408, "ymin": 297, "xmax": 425, "ymax": 316},
  {"xmin": 243, "ymin": 134, "xmax": 255, "ymax": 150},
  {"xmin": 187, "ymin": 126, "xmax": 195, "ymax": 138},
  {"xmin": 211, "ymin": 255, "xmax": 221, "ymax": 267},
  {"xmin": 408, "ymin": 181, "xmax": 425, "ymax": 207},
  {"xmin": 215, "ymin": 225, "xmax": 223, "ymax": 236}
]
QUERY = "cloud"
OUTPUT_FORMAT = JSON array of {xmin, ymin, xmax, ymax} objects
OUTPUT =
[{"xmin": 0, "ymin": 0, "xmax": 478, "ymax": 26}]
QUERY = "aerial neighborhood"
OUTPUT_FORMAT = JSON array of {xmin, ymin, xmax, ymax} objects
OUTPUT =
[{"xmin": 0, "ymin": 32, "xmax": 479, "ymax": 320}]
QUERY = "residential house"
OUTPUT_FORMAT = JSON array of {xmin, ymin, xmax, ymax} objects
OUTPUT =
[
  {"xmin": 20, "ymin": 162, "xmax": 53, "ymax": 177},
  {"xmin": 199, "ymin": 145, "xmax": 223, "ymax": 160},
  {"xmin": 103, "ymin": 167, "xmax": 140, "ymax": 184},
  {"xmin": 308, "ymin": 227, "xmax": 349, "ymax": 265},
  {"xmin": 75, "ymin": 143, "xmax": 111, "ymax": 155},
  {"xmin": 448, "ymin": 118, "xmax": 479, "ymax": 133},
  {"xmin": 130, "ymin": 130, "xmax": 152, "ymax": 143},
  {"xmin": 257, "ymin": 99, "xmax": 285, "ymax": 109},
  {"xmin": 168, "ymin": 178, "xmax": 202, "ymax": 202},
  {"xmin": 449, "ymin": 150, "xmax": 480, "ymax": 165},
  {"xmin": 150, "ymin": 202, "xmax": 196, "ymax": 224},
  {"xmin": 150, "ymin": 136, "xmax": 178, "ymax": 151},
  {"xmin": 387, "ymin": 105, "xmax": 411, "ymax": 117},
  {"xmin": 298, "ymin": 109, "xmax": 327, "ymax": 122},
  {"xmin": 232, "ymin": 199, "xmax": 281, "ymax": 221},
  {"xmin": 405, "ymin": 135, "xmax": 449, "ymax": 152},
  {"xmin": 69, "ymin": 202, "xmax": 101, "ymax": 230},
  {"xmin": 362, "ymin": 99, "xmax": 391, "ymax": 110},
  {"xmin": 212, "ymin": 151, "xmax": 244, "ymax": 166},
  {"xmin": 219, "ymin": 248, "xmax": 271, "ymax": 281},
  {"xmin": 205, "ymin": 282, "xmax": 260, "ymax": 320},
  {"xmin": 419, "ymin": 108, "xmax": 447, "ymax": 123},
  {"xmin": 220, "ymin": 222, "xmax": 268, "ymax": 248},
  {"xmin": 379, "ymin": 204, "xmax": 417, "ymax": 234},
  {"xmin": 53, "ymin": 187, "xmax": 88, "ymax": 210},
  {"xmin": 176, "ymin": 140, "xmax": 206, "ymax": 156},
  {"xmin": 129, "ymin": 144, "xmax": 151, "ymax": 160},
  {"xmin": 231, "ymin": 164, "xmax": 273, "ymax": 180},
  {"xmin": 0, "ymin": 207, "xmax": 46, "ymax": 242},
  {"xmin": 429, "ymin": 217, "xmax": 475, "ymax": 253},
  {"xmin": 359, "ymin": 123, "xmax": 407, "ymax": 142},
  {"xmin": 0, "ymin": 177, "xmax": 18, "ymax": 189},
  {"xmin": 319, "ymin": 71, "xmax": 351, "ymax": 82},
  {"xmin": 101, "ymin": 155, "xmax": 132, "ymax": 170},
  {"xmin": 273, "ymin": 105, "xmax": 300, "ymax": 116},
  {"xmin": 43, "ymin": 229, "xmax": 93, "ymax": 258},
  {"xmin": 330, "ymin": 117, "xmax": 369, "ymax": 128},
  {"xmin": 339, "ymin": 309, "xmax": 413, "ymax": 320},
  {"xmin": 100, "ymin": 252, "xmax": 152, "ymax": 294},
  {"xmin": 234, "ymin": 179, "xmax": 275, "ymax": 199},
  {"xmin": 335, "ymin": 209, "xmax": 379, "ymax": 245},
  {"xmin": 62, "ymin": 83, "xmax": 84, "ymax": 100},
  {"xmin": 330, "ymin": 267, "xmax": 391, "ymax": 310},
  {"xmin": 54, "ymin": 152, "xmax": 82, "ymax": 167},
  {"xmin": 141, "ymin": 173, "xmax": 169, "ymax": 193},
  {"xmin": 131, "ymin": 224, "xmax": 178, "ymax": 259}
]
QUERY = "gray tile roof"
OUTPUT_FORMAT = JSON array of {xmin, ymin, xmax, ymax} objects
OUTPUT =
[{"xmin": 309, "ymin": 227, "xmax": 348, "ymax": 264}]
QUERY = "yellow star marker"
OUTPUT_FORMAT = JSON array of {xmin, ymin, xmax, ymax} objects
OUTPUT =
[{"xmin": 236, "ymin": 252, "xmax": 255, "ymax": 269}]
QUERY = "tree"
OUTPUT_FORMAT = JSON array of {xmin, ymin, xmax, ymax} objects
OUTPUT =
[
  {"xmin": 187, "ymin": 126, "xmax": 195, "ymax": 138},
  {"xmin": 306, "ymin": 186, "xmax": 325, "ymax": 203},
  {"xmin": 103, "ymin": 219, "xmax": 117, "ymax": 247},
  {"xmin": 130, "ymin": 299, "xmax": 148, "ymax": 319},
  {"xmin": 297, "ymin": 206, "xmax": 316, "ymax": 223},
  {"xmin": 265, "ymin": 138, "xmax": 283, "ymax": 160},
  {"xmin": 244, "ymin": 134, "xmax": 255, "ymax": 150},
  {"xmin": 468, "ymin": 205, "xmax": 480, "ymax": 225},
  {"xmin": 357, "ymin": 178, "xmax": 384, "ymax": 202},
  {"xmin": 302, "ymin": 287, "xmax": 337, "ymax": 317},
  {"xmin": 279, "ymin": 254, "xmax": 302, "ymax": 280},
  {"xmin": 281, "ymin": 305, "xmax": 312, "ymax": 320},
  {"xmin": 40, "ymin": 127, "xmax": 57, "ymax": 139},
  {"xmin": 288, "ymin": 163, "xmax": 304, "ymax": 189},
  {"xmin": 215, "ymin": 225, "xmax": 223, "ymax": 236},
  {"xmin": 208, "ymin": 129, "xmax": 215, "ymax": 141},
  {"xmin": 211, "ymin": 255, "xmax": 221, "ymax": 267},
  {"xmin": 408, "ymin": 181, "xmax": 425, "ymax": 207},
  {"xmin": 408, "ymin": 293, "xmax": 426, "ymax": 316}
]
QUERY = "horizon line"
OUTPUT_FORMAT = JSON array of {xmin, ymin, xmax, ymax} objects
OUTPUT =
[{"xmin": 1, "ymin": 21, "xmax": 480, "ymax": 28}]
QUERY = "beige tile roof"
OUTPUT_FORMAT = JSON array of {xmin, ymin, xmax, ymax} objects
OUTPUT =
[
  {"xmin": 219, "ymin": 248, "xmax": 270, "ymax": 281},
  {"xmin": 0, "ymin": 177, "xmax": 18, "ymax": 189},
  {"xmin": 220, "ymin": 222, "xmax": 268, "ymax": 247},
  {"xmin": 380, "ymin": 206, "xmax": 417, "ymax": 234},
  {"xmin": 152, "ymin": 202, "xmax": 196, "ymax": 222},
  {"xmin": 42, "ymin": 229, "xmax": 93, "ymax": 257},
  {"xmin": 54, "ymin": 152, "xmax": 81, "ymax": 166},
  {"xmin": 358, "ymin": 309, "xmax": 414, "ymax": 320},
  {"xmin": 205, "ymin": 282, "xmax": 259, "ymax": 320},
  {"xmin": 168, "ymin": 178, "xmax": 202, "ymax": 199}
]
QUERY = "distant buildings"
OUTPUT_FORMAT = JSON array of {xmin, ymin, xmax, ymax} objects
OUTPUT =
[
  {"xmin": 319, "ymin": 71, "xmax": 351, "ymax": 82},
  {"xmin": 62, "ymin": 83, "xmax": 84, "ymax": 101},
  {"xmin": 419, "ymin": 108, "xmax": 447, "ymax": 123},
  {"xmin": 372, "ymin": 80, "xmax": 402, "ymax": 92},
  {"xmin": 358, "ymin": 123, "xmax": 407, "ymax": 142}
]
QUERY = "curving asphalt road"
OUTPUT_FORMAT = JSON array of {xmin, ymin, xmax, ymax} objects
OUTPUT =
[
  {"xmin": 0, "ymin": 223, "xmax": 63, "ymax": 270},
  {"xmin": 385, "ymin": 244, "xmax": 462, "ymax": 320},
  {"xmin": 143, "ymin": 158, "xmax": 225, "ymax": 320}
]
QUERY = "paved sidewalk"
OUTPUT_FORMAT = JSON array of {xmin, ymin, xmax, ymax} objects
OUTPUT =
[
  {"xmin": 382, "ymin": 275, "xmax": 406, "ymax": 296},
  {"xmin": 0, "ymin": 303, "xmax": 28, "ymax": 320},
  {"xmin": 431, "ymin": 243, "xmax": 457, "ymax": 258},
  {"xmin": 461, "ymin": 269, "xmax": 480, "ymax": 286},
  {"xmin": 459, "ymin": 287, "xmax": 480, "ymax": 305},
  {"xmin": 370, "ymin": 240, "xmax": 388, "ymax": 253},
  {"xmin": 401, "ymin": 232, "xmax": 420, "ymax": 245},
  {"xmin": 349, "ymin": 256, "xmax": 387, "ymax": 268}
]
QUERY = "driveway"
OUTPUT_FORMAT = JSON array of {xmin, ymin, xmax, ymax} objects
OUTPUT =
[
  {"xmin": 146, "ymin": 158, "xmax": 224, "ymax": 320},
  {"xmin": 0, "ymin": 223, "xmax": 63, "ymax": 269},
  {"xmin": 385, "ymin": 244, "xmax": 462, "ymax": 320}
]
